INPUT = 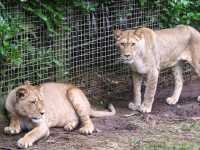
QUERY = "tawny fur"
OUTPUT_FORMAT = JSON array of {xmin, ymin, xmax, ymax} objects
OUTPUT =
[
  {"xmin": 4, "ymin": 82, "xmax": 116, "ymax": 148},
  {"xmin": 114, "ymin": 25, "xmax": 200, "ymax": 113}
]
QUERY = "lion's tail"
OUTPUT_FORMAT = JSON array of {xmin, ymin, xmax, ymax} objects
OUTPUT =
[{"xmin": 90, "ymin": 104, "xmax": 116, "ymax": 117}]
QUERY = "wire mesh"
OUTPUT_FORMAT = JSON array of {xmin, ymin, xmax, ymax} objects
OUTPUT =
[{"xmin": 0, "ymin": 0, "xmax": 195, "ymax": 102}]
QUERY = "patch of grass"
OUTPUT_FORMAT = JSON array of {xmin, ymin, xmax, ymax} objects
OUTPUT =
[
  {"xmin": 131, "ymin": 139, "xmax": 200, "ymax": 150},
  {"xmin": 179, "ymin": 121, "xmax": 200, "ymax": 132},
  {"xmin": 190, "ymin": 122, "xmax": 200, "ymax": 131},
  {"xmin": 143, "ymin": 141, "xmax": 200, "ymax": 150},
  {"xmin": 131, "ymin": 139, "xmax": 143, "ymax": 149}
]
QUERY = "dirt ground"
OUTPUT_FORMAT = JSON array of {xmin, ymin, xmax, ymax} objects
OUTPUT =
[{"xmin": 1, "ymin": 81, "xmax": 200, "ymax": 150}]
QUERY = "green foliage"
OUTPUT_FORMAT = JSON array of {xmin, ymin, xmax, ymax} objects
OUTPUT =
[
  {"xmin": 18, "ymin": 0, "xmax": 65, "ymax": 34},
  {"xmin": 139, "ymin": 0, "xmax": 160, "ymax": 8},
  {"xmin": 17, "ymin": 0, "xmax": 116, "ymax": 34},
  {"xmin": 0, "ymin": 2, "xmax": 39, "ymax": 66},
  {"xmin": 160, "ymin": 0, "xmax": 200, "ymax": 28},
  {"xmin": 139, "ymin": 0, "xmax": 200, "ymax": 29},
  {"xmin": 17, "ymin": 0, "xmax": 112, "ymax": 34},
  {"xmin": 70, "ymin": 0, "xmax": 98, "ymax": 13},
  {"xmin": 0, "ymin": 12, "xmax": 23, "ymax": 65},
  {"xmin": 0, "ymin": 1, "xmax": 66, "ymax": 66}
]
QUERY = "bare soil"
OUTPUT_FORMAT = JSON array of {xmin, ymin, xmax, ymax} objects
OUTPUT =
[{"xmin": 1, "ymin": 81, "xmax": 200, "ymax": 150}]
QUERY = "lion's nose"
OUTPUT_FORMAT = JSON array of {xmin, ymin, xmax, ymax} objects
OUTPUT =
[
  {"xmin": 40, "ymin": 111, "xmax": 45, "ymax": 115},
  {"xmin": 124, "ymin": 54, "xmax": 131, "ymax": 58}
]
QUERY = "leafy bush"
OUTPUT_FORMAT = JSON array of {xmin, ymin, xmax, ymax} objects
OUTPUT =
[
  {"xmin": 160, "ymin": 0, "xmax": 200, "ymax": 29},
  {"xmin": 0, "ymin": 0, "xmax": 111, "ymax": 65},
  {"xmin": 0, "ymin": 2, "xmax": 38, "ymax": 66},
  {"xmin": 18, "ymin": 0, "xmax": 111, "ymax": 34},
  {"xmin": 0, "ymin": 10, "xmax": 23, "ymax": 65}
]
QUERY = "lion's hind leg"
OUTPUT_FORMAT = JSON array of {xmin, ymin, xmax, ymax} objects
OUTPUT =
[
  {"xmin": 67, "ymin": 87, "xmax": 94, "ymax": 134},
  {"xmin": 191, "ymin": 61, "xmax": 200, "ymax": 103},
  {"xmin": 190, "ymin": 41, "xmax": 200, "ymax": 102},
  {"xmin": 166, "ymin": 63, "xmax": 183, "ymax": 105}
]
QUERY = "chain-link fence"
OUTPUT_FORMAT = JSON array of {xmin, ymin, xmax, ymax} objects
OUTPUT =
[{"xmin": 0, "ymin": 0, "xmax": 195, "ymax": 103}]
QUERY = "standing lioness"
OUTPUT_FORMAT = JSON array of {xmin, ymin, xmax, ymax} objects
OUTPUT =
[
  {"xmin": 114, "ymin": 25, "xmax": 200, "ymax": 113},
  {"xmin": 4, "ymin": 82, "xmax": 116, "ymax": 148}
]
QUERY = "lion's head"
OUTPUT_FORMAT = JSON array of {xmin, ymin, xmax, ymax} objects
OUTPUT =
[
  {"xmin": 14, "ymin": 83, "xmax": 45, "ymax": 124},
  {"xmin": 114, "ymin": 29, "xmax": 145, "ymax": 64}
]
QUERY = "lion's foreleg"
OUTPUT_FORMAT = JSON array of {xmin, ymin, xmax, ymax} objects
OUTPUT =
[
  {"xmin": 140, "ymin": 69, "xmax": 159, "ymax": 113},
  {"xmin": 17, "ymin": 123, "xmax": 49, "ymax": 148},
  {"xmin": 166, "ymin": 64, "xmax": 183, "ymax": 105},
  {"xmin": 128, "ymin": 72, "xmax": 142, "ymax": 111},
  {"xmin": 4, "ymin": 114, "xmax": 21, "ymax": 135}
]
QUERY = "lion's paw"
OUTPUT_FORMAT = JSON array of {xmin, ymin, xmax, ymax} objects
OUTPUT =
[
  {"xmin": 64, "ymin": 121, "xmax": 78, "ymax": 131},
  {"xmin": 4, "ymin": 126, "xmax": 20, "ymax": 135},
  {"xmin": 79, "ymin": 125, "xmax": 94, "ymax": 135},
  {"xmin": 128, "ymin": 102, "xmax": 140, "ymax": 111},
  {"xmin": 139, "ymin": 103, "xmax": 152, "ymax": 113},
  {"xmin": 197, "ymin": 96, "xmax": 200, "ymax": 102},
  {"xmin": 166, "ymin": 97, "xmax": 178, "ymax": 105},
  {"xmin": 17, "ymin": 137, "xmax": 33, "ymax": 149}
]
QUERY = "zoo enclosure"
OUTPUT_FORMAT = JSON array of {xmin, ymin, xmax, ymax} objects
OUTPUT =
[{"xmin": 0, "ymin": 0, "xmax": 195, "ymax": 103}]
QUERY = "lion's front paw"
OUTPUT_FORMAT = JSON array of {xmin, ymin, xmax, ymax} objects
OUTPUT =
[
  {"xmin": 139, "ymin": 103, "xmax": 152, "ymax": 113},
  {"xmin": 197, "ymin": 96, "xmax": 200, "ymax": 102},
  {"xmin": 79, "ymin": 125, "xmax": 94, "ymax": 135},
  {"xmin": 128, "ymin": 102, "xmax": 140, "ymax": 111},
  {"xmin": 17, "ymin": 137, "xmax": 33, "ymax": 149},
  {"xmin": 64, "ymin": 121, "xmax": 78, "ymax": 131},
  {"xmin": 166, "ymin": 97, "xmax": 178, "ymax": 105},
  {"xmin": 4, "ymin": 126, "xmax": 20, "ymax": 135}
]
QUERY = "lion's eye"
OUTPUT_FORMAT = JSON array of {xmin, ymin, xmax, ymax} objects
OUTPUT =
[
  {"xmin": 121, "ymin": 43, "xmax": 126, "ymax": 47},
  {"xmin": 131, "ymin": 43, "xmax": 135, "ymax": 46},
  {"xmin": 31, "ymin": 101, "xmax": 36, "ymax": 104}
]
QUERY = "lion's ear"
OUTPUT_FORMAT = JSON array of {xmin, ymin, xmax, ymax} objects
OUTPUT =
[
  {"xmin": 16, "ymin": 88, "xmax": 28, "ymax": 99},
  {"xmin": 113, "ymin": 29, "xmax": 123, "ymax": 40},
  {"xmin": 38, "ymin": 86, "xmax": 44, "ymax": 98},
  {"xmin": 24, "ymin": 80, "xmax": 32, "ymax": 85},
  {"xmin": 136, "ymin": 33, "xmax": 144, "ymax": 40},
  {"xmin": 134, "ymin": 29, "xmax": 144, "ymax": 40}
]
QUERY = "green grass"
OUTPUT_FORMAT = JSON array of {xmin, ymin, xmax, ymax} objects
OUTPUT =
[
  {"xmin": 131, "ymin": 139, "xmax": 200, "ymax": 150},
  {"xmin": 143, "ymin": 141, "xmax": 200, "ymax": 150},
  {"xmin": 179, "ymin": 121, "xmax": 200, "ymax": 132}
]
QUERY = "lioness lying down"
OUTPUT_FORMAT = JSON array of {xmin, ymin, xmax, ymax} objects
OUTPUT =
[
  {"xmin": 114, "ymin": 25, "xmax": 200, "ymax": 113},
  {"xmin": 4, "ymin": 82, "xmax": 116, "ymax": 148}
]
